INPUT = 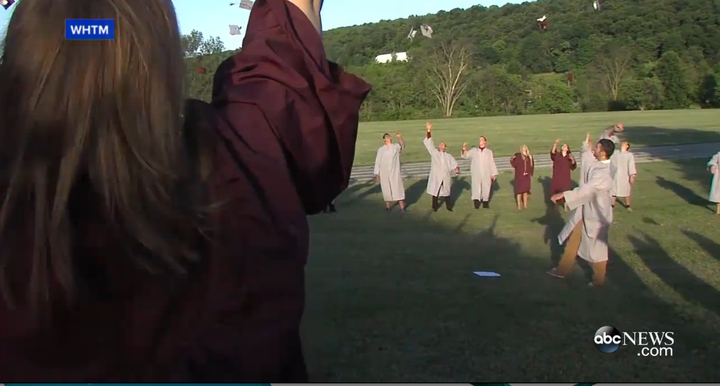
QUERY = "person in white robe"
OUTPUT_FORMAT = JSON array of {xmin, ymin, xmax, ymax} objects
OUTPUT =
[
  {"xmin": 611, "ymin": 141, "xmax": 637, "ymax": 211},
  {"xmin": 461, "ymin": 136, "xmax": 498, "ymax": 209},
  {"xmin": 579, "ymin": 133, "xmax": 595, "ymax": 187},
  {"xmin": 708, "ymin": 151, "xmax": 720, "ymax": 215},
  {"xmin": 601, "ymin": 123, "xmax": 623, "ymax": 144},
  {"xmin": 423, "ymin": 121, "xmax": 459, "ymax": 211},
  {"xmin": 547, "ymin": 138, "xmax": 616, "ymax": 287},
  {"xmin": 373, "ymin": 132, "xmax": 406, "ymax": 211}
]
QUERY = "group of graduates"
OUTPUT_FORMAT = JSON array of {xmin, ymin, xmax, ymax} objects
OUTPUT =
[
  {"xmin": 369, "ymin": 122, "xmax": 637, "ymax": 287},
  {"xmin": 372, "ymin": 122, "xmax": 639, "ymax": 214},
  {"xmin": 368, "ymin": 121, "xmax": 720, "ymax": 287}
]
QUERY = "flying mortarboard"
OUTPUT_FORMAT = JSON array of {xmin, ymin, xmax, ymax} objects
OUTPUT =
[
  {"xmin": 229, "ymin": 24, "xmax": 242, "ymax": 35},
  {"xmin": 230, "ymin": 0, "xmax": 254, "ymax": 10}
]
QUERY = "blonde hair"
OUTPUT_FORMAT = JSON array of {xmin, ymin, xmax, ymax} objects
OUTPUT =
[{"xmin": 521, "ymin": 145, "xmax": 533, "ymax": 165}]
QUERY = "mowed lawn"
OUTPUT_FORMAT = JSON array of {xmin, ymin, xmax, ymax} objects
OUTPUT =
[
  {"xmin": 303, "ymin": 158, "xmax": 720, "ymax": 382},
  {"xmin": 353, "ymin": 109, "xmax": 720, "ymax": 166}
]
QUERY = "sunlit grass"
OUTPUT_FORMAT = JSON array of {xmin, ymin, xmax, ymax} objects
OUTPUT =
[{"xmin": 303, "ymin": 159, "xmax": 720, "ymax": 381}]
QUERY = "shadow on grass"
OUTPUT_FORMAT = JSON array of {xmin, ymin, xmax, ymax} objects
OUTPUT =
[
  {"xmin": 681, "ymin": 229, "xmax": 720, "ymax": 264},
  {"xmin": 656, "ymin": 175, "xmax": 711, "ymax": 211},
  {"xmin": 304, "ymin": 189, "xmax": 720, "ymax": 382},
  {"xmin": 403, "ymin": 179, "xmax": 427, "ymax": 209},
  {"xmin": 531, "ymin": 177, "xmax": 566, "ymax": 266},
  {"xmin": 629, "ymin": 232, "xmax": 720, "ymax": 318}
]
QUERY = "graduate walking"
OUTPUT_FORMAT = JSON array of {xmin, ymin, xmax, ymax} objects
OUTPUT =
[
  {"xmin": 423, "ymin": 121, "xmax": 459, "ymax": 211},
  {"xmin": 611, "ymin": 141, "xmax": 637, "ymax": 211},
  {"xmin": 374, "ymin": 132, "xmax": 406, "ymax": 211},
  {"xmin": 547, "ymin": 139, "xmax": 616, "ymax": 287},
  {"xmin": 461, "ymin": 136, "xmax": 498, "ymax": 209},
  {"xmin": 708, "ymin": 151, "xmax": 720, "ymax": 214}
]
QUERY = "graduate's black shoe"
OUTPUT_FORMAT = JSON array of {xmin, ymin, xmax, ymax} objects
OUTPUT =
[
  {"xmin": 473, "ymin": 200, "xmax": 481, "ymax": 210},
  {"xmin": 482, "ymin": 201, "xmax": 489, "ymax": 209}
]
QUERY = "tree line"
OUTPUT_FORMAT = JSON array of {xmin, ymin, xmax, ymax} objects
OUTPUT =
[{"xmin": 183, "ymin": 0, "xmax": 720, "ymax": 121}]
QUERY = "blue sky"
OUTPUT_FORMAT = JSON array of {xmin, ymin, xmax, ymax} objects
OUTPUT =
[{"xmin": 0, "ymin": 0, "xmax": 521, "ymax": 50}]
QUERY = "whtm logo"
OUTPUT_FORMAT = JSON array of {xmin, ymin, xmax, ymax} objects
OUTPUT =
[
  {"xmin": 65, "ymin": 19, "xmax": 115, "ymax": 40},
  {"xmin": 593, "ymin": 325, "xmax": 674, "ymax": 356}
]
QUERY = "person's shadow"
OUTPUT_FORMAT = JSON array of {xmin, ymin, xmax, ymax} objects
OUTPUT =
[
  {"xmin": 403, "ymin": 179, "xmax": 428, "ymax": 209},
  {"xmin": 656, "ymin": 175, "xmax": 711, "ymax": 210},
  {"xmin": 531, "ymin": 177, "xmax": 566, "ymax": 266},
  {"xmin": 629, "ymin": 232, "xmax": 720, "ymax": 317}
]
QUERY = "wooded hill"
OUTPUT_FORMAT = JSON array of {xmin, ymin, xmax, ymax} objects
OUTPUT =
[{"xmin": 185, "ymin": 0, "xmax": 720, "ymax": 121}]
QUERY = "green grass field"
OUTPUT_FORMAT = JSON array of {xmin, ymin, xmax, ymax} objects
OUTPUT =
[
  {"xmin": 303, "ymin": 158, "xmax": 720, "ymax": 381},
  {"xmin": 353, "ymin": 109, "xmax": 720, "ymax": 166}
]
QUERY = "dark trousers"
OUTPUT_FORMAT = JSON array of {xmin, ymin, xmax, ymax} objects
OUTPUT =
[{"xmin": 432, "ymin": 195, "xmax": 453, "ymax": 211}]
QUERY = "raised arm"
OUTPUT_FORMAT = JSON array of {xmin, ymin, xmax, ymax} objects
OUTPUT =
[
  {"xmin": 396, "ymin": 132, "xmax": 405, "ymax": 150},
  {"xmin": 461, "ymin": 142, "xmax": 471, "ymax": 159},
  {"xmin": 581, "ymin": 132, "xmax": 595, "ymax": 164},
  {"xmin": 211, "ymin": 0, "xmax": 370, "ymax": 215},
  {"xmin": 551, "ymin": 139, "xmax": 558, "ymax": 156}
]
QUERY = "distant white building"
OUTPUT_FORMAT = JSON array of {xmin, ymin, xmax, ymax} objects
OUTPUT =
[{"xmin": 374, "ymin": 52, "xmax": 408, "ymax": 64}]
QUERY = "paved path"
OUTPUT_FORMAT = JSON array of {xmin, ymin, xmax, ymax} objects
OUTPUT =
[{"xmin": 348, "ymin": 142, "xmax": 720, "ymax": 185}]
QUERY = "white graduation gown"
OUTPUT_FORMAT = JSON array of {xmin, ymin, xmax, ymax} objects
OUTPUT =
[
  {"xmin": 462, "ymin": 147, "xmax": 498, "ymax": 201},
  {"xmin": 558, "ymin": 159, "xmax": 614, "ymax": 263},
  {"xmin": 579, "ymin": 141, "xmax": 595, "ymax": 186},
  {"xmin": 610, "ymin": 150, "xmax": 637, "ymax": 197},
  {"xmin": 374, "ymin": 143, "xmax": 406, "ymax": 201},
  {"xmin": 708, "ymin": 152, "xmax": 720, "ymax": 203},
  {"xmin": 424, "ymin": 137, "xmax": 458, "ymax": 197}
]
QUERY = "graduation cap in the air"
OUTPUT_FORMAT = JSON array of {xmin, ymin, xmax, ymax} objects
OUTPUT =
[
  {"xmin": 420, "ymin": 25, "xmax": 433, "ymax": 38},
  {"xmin": 1, "ymin": 0, "xmax": 15, "ymax": 10},
  {"xmin": 230, "ymin": 0, "xmax": 254, "ymax": 10},
  {"xmin": 197, "ymin": 67, "xmax": 207, "ymax": 74},
  {"xmin": 229, "ymin": 24, "xmax": 242, "ymax": 35},
  {"xmin": 593, "ymin": 0, "xmax": 601, "ymax": 10},
  {"xmin": 407, "ymin": 28, "xmax": 417, "ymax": 40},
  {"xmin": 536, "ymin": 15, "xmax": 549, "ymax": 30}
]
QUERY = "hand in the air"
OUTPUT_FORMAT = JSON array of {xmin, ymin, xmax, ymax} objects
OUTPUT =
[
  {"xmin": 554, "ymin": 139, "xmax": 559, "ymax": 144},
  {"xmin": 426, "ymin": 121, "xmax": 432, "ymax": 131}
]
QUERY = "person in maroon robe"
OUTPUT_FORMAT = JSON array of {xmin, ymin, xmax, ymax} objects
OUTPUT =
[
  {"xmin": 510, "ymin": 145, "xmax": 535, "ymax": 209},
  {"xmin": 550, "ymin": 139, "xmax": 577, "ymax": 211},
  {"xmin": 0, "ymin": 0, "xmax": 369, "ymax": 382}
]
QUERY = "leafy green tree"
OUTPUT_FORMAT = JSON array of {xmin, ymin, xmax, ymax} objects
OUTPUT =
[{"xmin": 656, "ymin": 51, "xmax": 690, "ymax": 109}]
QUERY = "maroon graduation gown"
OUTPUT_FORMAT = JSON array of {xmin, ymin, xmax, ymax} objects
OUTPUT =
[
  {"xmin": 550, "ymin": 150, "xmax": 577, "ymax": 194},
  {"xmin": 0, "ymin": 0, "xmax": 370, "ymax": 381},
  {"xmin": 510, "ymin": 153, "xmax": 534, "ymax": 194}
]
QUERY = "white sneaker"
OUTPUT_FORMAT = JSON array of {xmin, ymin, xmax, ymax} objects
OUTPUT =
[{"xmin": 547, "ymin": 268, "xmax": 565, "ymax": 278}]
